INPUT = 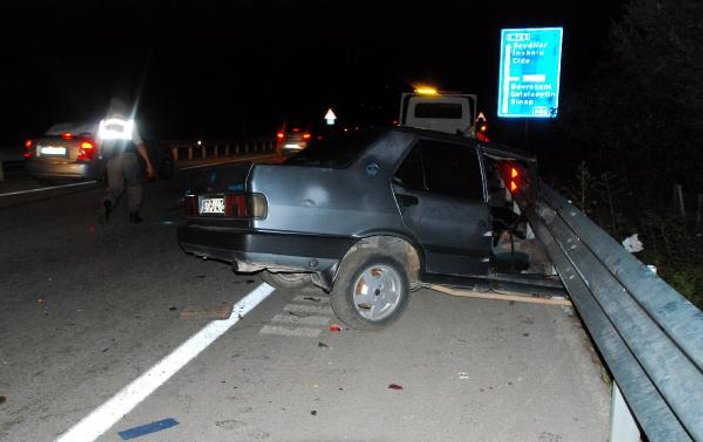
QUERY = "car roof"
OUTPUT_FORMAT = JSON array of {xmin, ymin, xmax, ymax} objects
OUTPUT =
[
  {"xmin": 388, "ymin": 126, "xmax": 537, "ymax": 163},
  {"xmin": 45, "ymin": 121, "xmax": 98, "ymax": 136}
]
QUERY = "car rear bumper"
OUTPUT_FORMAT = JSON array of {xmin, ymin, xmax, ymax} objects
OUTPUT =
[
  {"xmin": 177, "ymin": 224, "xmax": 355, "ymax": 272},
  {"xmin": 25, "ymin": 160, "xmax": 101, "ymax": 180}
]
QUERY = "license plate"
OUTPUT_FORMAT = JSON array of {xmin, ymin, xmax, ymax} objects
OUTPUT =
[
  {"xmin": 199, "ymin": 196, "xmax": 225, "ymax": 215},
  {"xmin": 39, "ymin": 145, "xmax": 67, "ymax": 155}
]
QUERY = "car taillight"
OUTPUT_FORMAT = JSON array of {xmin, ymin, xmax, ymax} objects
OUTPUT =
[
  {"xmin": 302, "ymin": 133, "xmax": 311, "ymax": 140},
  {"xmin": 226, "ymin": 193, "xmax": 267, "ymax": 218},
  {"xmin": 24, "ymin": 139, "xmax": 33, "ymax": 158},
  {"xmin": 77, "ymin": 139, "xmax": 96, "ymax": 161},
  {"xmin": 277, "ymin": 132, "xmax": 284, "ymax": 139},
  {"xmin": 184, "ymin": 195, "xmax": 198, "ymax": 216},
  {"xmin": 61, "ymin": 132, "xmax": 73, "ymax": 140}
]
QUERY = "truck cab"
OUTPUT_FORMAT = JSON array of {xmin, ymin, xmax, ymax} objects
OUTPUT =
[{"xmin": 399, "ymin": 88, "xmax": 477, "ymax": 137}]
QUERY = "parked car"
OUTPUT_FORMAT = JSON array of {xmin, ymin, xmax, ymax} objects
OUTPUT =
[
  {"xmin": 178, "ymin": 127, "xmax": 541, "ymax": 330},
  {"xmin": 24, "ymin": 121, "xmax": 175, "ymax": 183}
]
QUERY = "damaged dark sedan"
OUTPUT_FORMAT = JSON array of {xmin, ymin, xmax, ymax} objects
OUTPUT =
[{"xmin": 178, "ymin": 127, "xmax": 547, "ymax": 330}]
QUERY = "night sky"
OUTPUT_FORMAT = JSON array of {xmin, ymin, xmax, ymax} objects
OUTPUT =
[{"xmin": 1, "ymin": 0, "xmax": 625, "ymax": 145}]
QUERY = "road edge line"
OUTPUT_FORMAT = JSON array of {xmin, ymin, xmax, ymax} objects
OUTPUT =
[{"xmin": 54, "ymin": 283, "xmax": 275, "ymax": 442}]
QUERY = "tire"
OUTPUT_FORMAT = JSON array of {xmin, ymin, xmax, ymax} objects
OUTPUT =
[
  {"xmin": 260, "ymin": 270, "xmax": 313, "ymax": 290},
  {"xmin": 330, "ymin": 249, "xmax": 410, "ymax": 331}
]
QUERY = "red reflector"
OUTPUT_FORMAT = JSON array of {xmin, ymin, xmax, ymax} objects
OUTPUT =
[
  {"xmin": 226, "ymin": 194, "xmax": 248, "ymax": 218},
  {"xmin": 510, "ymin": 180, "xmax": 518, "ymax": 193},
  {"xmin": 23, "ymin": 152, "xmax": 32, "ymax": 159},
  {"xmin": 292, "ymin": 127, "xmax": 300, "ymax": 133},
  {"xmin": 184, "ymin": 195, "xmax": 198, "ymax": 216},
  {"xmin": 302, "ymin": 133, "xmax": 311, "ymax": 140},
  {"xmin": 61, "ymin": 132, "xmax": 73, "ymax": 140},
  {"xmin": 25, "ymin": 139, "xmax": 33, "ymax": 149}
]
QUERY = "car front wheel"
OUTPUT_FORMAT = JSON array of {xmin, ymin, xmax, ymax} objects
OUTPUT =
[
  {"xmin": 260, "ymin": 270, "xmax": 313, "ymax": 290},
  {"xmin": 331, "ymin": 249, "xmax": 410, "ymax": 331}
]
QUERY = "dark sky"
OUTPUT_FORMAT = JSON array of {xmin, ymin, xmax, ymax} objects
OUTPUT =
[{"xmin": 1, "ymin": 0, "xmax": 625, "ymax": 144}]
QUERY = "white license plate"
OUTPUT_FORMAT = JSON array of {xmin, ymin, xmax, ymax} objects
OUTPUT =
[
  {"xmin": 39, "ymin": 146, "xmax": 67, "ymax": 155},
  {"xmin": 199, "ymin": 197, "xmax": 225, "ymax": 214}
]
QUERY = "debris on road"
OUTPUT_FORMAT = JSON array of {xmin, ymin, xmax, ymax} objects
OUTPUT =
[
  {"xmin": 318, "ymin": 342, "xmax": 329, "ymax": 349},
  {"xmin": 117, "ymin": 418, "xmax": 179, "ymax": 440},
  {"xmin": 388, "ymin": 383, "xmax": 403, "ymax": 390},
  {"xmin": 0, "ymin": 395, "xmax": 6, "ymax": 404},
  {"xmin": 458, "ymin": 372, "xmax": 470, "ymax": 380},
  {"xmin": 303, "ymin": 296, "xmax": 321, "ymax": 302},
  {"xmin": 180, "ymin": 303, "xmax": 234, "ymax": 320},
  {"xmin": 430, "ymin": 284, "xmax": 572, "ymax": 307},
  {"xmin": 329, "ymin": 324, "xmax": 342, "ymax": 332},
  {"xmin": 311, "ymin": 409, "xmax": 318, "ymax": 416}
]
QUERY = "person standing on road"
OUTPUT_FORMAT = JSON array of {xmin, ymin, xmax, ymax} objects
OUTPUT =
[{"xmin": 98, "ymin": 97, "xmax": 155, "ymax": 224}]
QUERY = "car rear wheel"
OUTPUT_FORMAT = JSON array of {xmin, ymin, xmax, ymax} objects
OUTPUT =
[
  {"xmin": 330, "ymin": 249, "xmax": 410, "ymax": 331},
  {"xmin": 260, "ymin": 270, "xmax": 313, "ymax": 290}
]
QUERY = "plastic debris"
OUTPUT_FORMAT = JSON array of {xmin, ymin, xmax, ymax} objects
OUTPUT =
[
  {"xmin": 622, "ymin": 234, "xmax": 644, "ymax": 253},
  {"xmin": 318, "ymin": 342, "xmax": 329, "ymax": 349},
  {"xmin": 458, "ymin": 372, "xmax": 470, "ymax": 380},
  {"xmin": 180, "ymin": 303, "xmax": 233, "ymax": 320},
  {"xmin": 646, "ymin": 264, "xmax": 657, "ymax": 275},
  {"xmin": 329, "ymin": 324, "xmax": 342, "ymax": 332},
  {"xmin": 118, "ymin": 418, "xmax": 179, "ymax": 440},
  {"xmin": 388, "ymin": 383, "xmax": 403, "ymax": 390}
]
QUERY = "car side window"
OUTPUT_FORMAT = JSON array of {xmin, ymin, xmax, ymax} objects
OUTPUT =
[
  {"xmin": 393, "ymin": 144, "xmax": 425, "ymax": 191},
  {"xmin": 419, "ymin": 140, "xmax": 483, "ymax": 200}
]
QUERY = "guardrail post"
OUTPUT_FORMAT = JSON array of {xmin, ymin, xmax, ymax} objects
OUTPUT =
[
  {"xmin": 171, "ymin": 148, "xmax": 178, "ymax": 161},
  {"xmin": 214, "ymin": 144, "xmax": 219, "ymax": 158},
  {"xmin": 188, "ymin": 146, "xmax": 193, "ymax": 160},
  {"xmin": 610, "ymin": 383, "xmax": 640, "ymax": 442},
  {"xmin": 0, "ymin": 162, "xmax": 4, "ymax": 182},
  {"xmin": 245, "ymin": 142, "xmax": 249, "ymax": 153},
  {"xmin": 201, "ymin": 145, "xmax": 206, "ymax": 159},
  {"xmin": 225, "ymin": 144, "xmax": 230, "ymax": 156}
]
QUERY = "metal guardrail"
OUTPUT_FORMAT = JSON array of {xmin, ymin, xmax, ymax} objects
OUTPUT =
[
  {"xmin": 528, "ymin": 183, "xmax": 703, "ymax": 441},
  {"xmin": 165, "ymin": 138, "xmax": 276, "ymax": 162}
]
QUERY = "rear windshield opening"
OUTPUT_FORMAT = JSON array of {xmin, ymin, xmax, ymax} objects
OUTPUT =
[
  {"xmin": 283, "ymin": 129, "xmax": 382, "ymax": 168},
  {"xmin": 414, "ymin": 103, "xmax": 463, "ymax": 119}
]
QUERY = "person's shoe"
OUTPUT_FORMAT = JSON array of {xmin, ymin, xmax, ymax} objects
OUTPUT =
[
  {"xmin": 100, "ymin": 200, "xmax": 112, "ymax": 224},
  {"xmin": 129, "ymin": 211, "xmax": 144, "ymax": 224}
]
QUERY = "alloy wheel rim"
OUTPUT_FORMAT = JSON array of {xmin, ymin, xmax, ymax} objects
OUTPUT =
[{"xmin": 352, "ymin": 264, "xmax": 402, "ymax": 321}]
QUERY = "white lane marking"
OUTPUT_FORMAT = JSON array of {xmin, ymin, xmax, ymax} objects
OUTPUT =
[
  {"xmin": 270, "ymin": 313, "xmax": 331, "ymax": 326},
  {"xmin": 54, "ymin": 283, "xmax": 276, "ymax": 442},
  {"xmin": 292, "ymin": 295, "xmax": 330, "ymax": 304},
  {"xmin": 0, "ymin": 180, "xmax": 97, "ymax": 197},
  {"xmin": 283, "ymin": 304, "xmax": 334, "ymax": 315},
  {"xmin": 260, "ymin": 325, "xmax": 323, "ymax": 338}
]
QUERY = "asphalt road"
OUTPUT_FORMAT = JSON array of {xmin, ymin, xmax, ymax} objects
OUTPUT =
[{"xmin": 0, "ymin": 159, "xmax": 611, "ymax": 442}]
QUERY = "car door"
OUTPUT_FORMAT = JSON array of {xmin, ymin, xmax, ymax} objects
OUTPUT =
[{"xmin": 392, "ymin": 138, "xmax": 491, "ymax": 276}]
